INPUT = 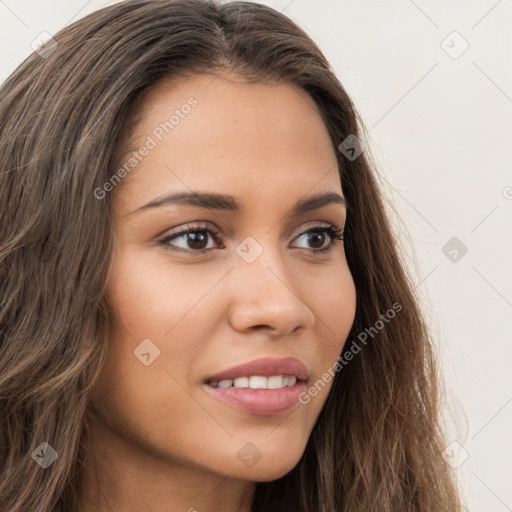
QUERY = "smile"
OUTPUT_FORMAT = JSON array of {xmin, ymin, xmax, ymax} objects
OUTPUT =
[{"xmin": 208, "ymin": 375, "xmax": 298, "ymax": 389}]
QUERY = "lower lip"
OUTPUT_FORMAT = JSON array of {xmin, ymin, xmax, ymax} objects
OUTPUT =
[{"xmin": 203, "ymin": 381, "xmax": 307, "ymax": 416}]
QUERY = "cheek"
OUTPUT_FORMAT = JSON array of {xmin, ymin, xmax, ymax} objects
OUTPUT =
[
  {"xmin": 311, "ymin": 265, "xmax": 356, "ymax": 356},
  {"xmin": 105, "ymin": 246, "xmax": 224, "ymax": 334},
  {"xmin": 92, "ymin": 248, "xmax": 205, "ymax": 426},
  {"xmin": 300, "ymin": 266, "xmax": 356, "ymax": 412},
  {"xmin": 90, "ymin": 258, "xmax": 214, "ymax": 464}
]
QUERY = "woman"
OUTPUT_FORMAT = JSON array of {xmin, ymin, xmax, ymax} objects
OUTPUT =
[{"xmin": 0, "ymin": 1, "xmax": 462, "ymax": 510}]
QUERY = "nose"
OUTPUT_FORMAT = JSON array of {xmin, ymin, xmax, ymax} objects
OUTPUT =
[{"xmin": 227, "ymin": 249, "xmax": 316, "ymax": 337}]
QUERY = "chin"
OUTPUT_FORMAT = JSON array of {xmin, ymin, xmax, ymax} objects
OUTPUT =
[
  {"xmin": 254, "ymin": 464, "xmax": 300, "ymax": 482},
  {"xmin": 228, "ymin": 448, "xmax": 305, "ymax": 482}
]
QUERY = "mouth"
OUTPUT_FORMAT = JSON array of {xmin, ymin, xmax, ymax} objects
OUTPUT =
[
  {"xmin": 202, "ymin": 357, "xmax": 309, "ymax": 416},
  {"xmin": 206, "ymin": 374, "xmax": 305, "ymax": 389}
]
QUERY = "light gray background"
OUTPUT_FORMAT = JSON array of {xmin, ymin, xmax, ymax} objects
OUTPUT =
[{"xmin": 1, "ymin": 1, "xmax": 511, "ymax": 510}]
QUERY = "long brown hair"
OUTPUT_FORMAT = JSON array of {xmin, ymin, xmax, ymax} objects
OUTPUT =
[{"xmin": 0, "ymin": 1, "xmax": 461, "ymax": 510}]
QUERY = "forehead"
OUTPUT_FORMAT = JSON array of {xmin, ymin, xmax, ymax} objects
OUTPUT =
[{"xmin": 112, "ymin": 72, "xmax": 341, "ymax": 210}]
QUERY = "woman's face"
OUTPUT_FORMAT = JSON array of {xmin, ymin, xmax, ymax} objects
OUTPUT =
[{"xmin": 91, "ymin": 72, "xmax": 356, "ymax": 483}]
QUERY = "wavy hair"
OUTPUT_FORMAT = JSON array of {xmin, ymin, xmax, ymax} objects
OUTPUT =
[{"xmin": 0, "ymin": 1, "xmax": 461, "ymax": 510}]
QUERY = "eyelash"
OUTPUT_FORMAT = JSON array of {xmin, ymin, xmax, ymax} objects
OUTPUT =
[{"xmin": 158, "ymin": 223, "xmax": 345, "ymax": 255}]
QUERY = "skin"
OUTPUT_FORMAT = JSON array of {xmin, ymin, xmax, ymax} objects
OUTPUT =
[{"xmin": 79, "ymin": 72, "xmax": 357, "ymax": 512}]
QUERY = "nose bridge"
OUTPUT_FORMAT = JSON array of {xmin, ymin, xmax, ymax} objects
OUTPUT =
[
  {"xmin": 227, "ymin": 234, "xmax": 315, "ymax": 334},
  {"xmin": 233, "ymin": 231, "xmax": 288, "ymax": 292}
]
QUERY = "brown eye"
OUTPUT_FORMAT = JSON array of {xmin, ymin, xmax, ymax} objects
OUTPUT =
[
  {"xmin": 159, "ymin": 225, "xmax": 223, "ymax": 252},
  {"xmin": 291, "ymin": 225, "xmax": 344, "ymax": 253}
]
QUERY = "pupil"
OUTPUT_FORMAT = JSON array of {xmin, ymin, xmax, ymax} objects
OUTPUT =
[
  {"xmin": 308, "ymin": 232, "xmax": 325, "ymax": 249},
  {"xmin": 188, "ymin": 231, "xmax": 207, "ymax": 250}
]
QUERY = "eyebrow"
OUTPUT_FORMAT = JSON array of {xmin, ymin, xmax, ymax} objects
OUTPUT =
[{"xmin": 128, "ymin": 190, "xmax": 346, "ymax": 217}]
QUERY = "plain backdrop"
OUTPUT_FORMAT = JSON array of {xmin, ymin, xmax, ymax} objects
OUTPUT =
[{"xmin": 1, "ymin": 1, "xmax": 511, "ymax": 510}]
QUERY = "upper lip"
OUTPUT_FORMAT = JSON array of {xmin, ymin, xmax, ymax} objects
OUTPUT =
[{"xmin": 205, "ymin": 357, "xmax": 309, "ymax": 383}]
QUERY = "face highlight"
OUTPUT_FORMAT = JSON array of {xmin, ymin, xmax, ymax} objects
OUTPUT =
[{"xmin": 84, "ymin": 72, "xmax": 356, "ymax": 509}]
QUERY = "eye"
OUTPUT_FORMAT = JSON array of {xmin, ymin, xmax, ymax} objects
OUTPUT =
[
  {"xmin": 291, "ymin": 224, "xmax": 344, "ymax": 253},
  {"xmin": 159, "ymin": 223, "xmax": 223, "ymax": 252},
  {"xmin": 158, "ymin": 223, "xmax": 345, "ymax": 254}
]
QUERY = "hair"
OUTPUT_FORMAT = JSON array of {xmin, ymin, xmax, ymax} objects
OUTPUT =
[{"xmin": 0, "ymin": 1, "xmax": 462, "ymax": 511}]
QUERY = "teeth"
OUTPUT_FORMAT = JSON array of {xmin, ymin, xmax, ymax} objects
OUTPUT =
[
  {"xmin": 249, "ymin": 376, "xmax": 267, "ymax": 389},
  {"xmin": 268, "ymin": 375, "xmax": 284, "ymax": 389},
  {"xmin": 210, "ymin": 375, "xmax": 298, "ymax": 389},
  {"xmin": 233, "ymin": 377, "xmax": 249, "ymax": 388}
]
